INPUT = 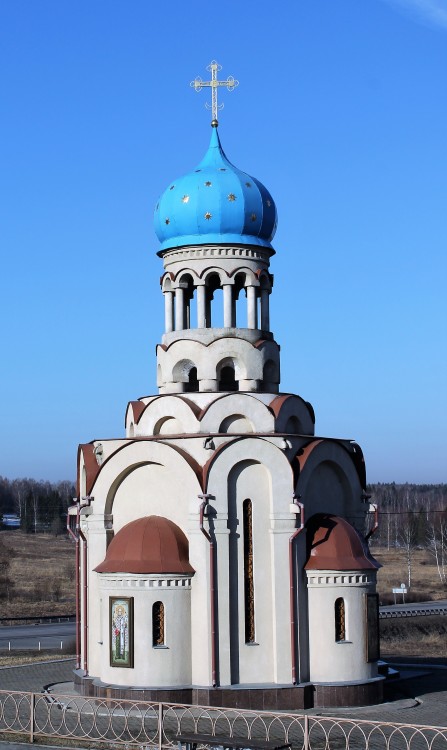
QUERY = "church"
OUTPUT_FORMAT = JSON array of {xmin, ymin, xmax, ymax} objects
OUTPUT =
[{"xmin": 70, "ymin": 62, "xmax": 383, "ymax": 710}]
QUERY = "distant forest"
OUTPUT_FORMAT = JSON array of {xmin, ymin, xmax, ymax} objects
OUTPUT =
[
  {"xmin": 0, "ymin": 476, "xmax": 75, "ymax": 535},
  {"xmin": 367, "ymin": 483, "xmax": 447, "ymax": 546},
  {"xmin": 1, "ymin": 477, "xmax": 445, "ymax": 545}
]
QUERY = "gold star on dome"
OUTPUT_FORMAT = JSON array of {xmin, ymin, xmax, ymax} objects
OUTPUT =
[
  {"xmin": 228, "ymin": 193, "xmax": 236, "ymax": 202},
  {"xmin": 204, "ymin": 212, "xmax": 212, "ymax": 220},
  {"xmin": 250, "ymin": 213, "xmax": 257, "ymax": 221},
  {"xmin": 182, "ymin": 195, "xmax": 190, "ymax": 203},
  {"xmin": 266, "ymin": 200, "xmax": 271, "ymax": 207},
  {"xmin": 165, "ymin": 218, "xmax": 170, "ymax": 225},
  {"xmin": 205, "ymin": 181, "xmax": 212, "ymax": 187}
]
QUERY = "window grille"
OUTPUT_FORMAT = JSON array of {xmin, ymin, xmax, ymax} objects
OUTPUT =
[
  {"xmin": 152, "ymin": 601, "xmax": 165, "ymax": 646},
  {"xmin": 335, "ymin": 597, "xmax": 346, "ymax": 641},
  {"xmin": 243, "ymin": 498, "xmax": 255, "ymax": 642}
]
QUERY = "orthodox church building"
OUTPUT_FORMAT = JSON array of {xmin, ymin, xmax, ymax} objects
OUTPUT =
[{"xmin": 71, "ymin": 65, "xmax": 382, "ymax": 709}]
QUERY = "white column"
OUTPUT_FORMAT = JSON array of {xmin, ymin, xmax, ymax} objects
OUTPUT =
[
  {"xmin": 175, "ymin": 287, "xmax": 184, "ymax": 331},
  {"xmin": 197, "ymin": 285, "xmax": 206, "ymax": 328},
  {"xmin": 164, "ymin": 291, "xmax": 174, "ymax": 333},
  {"xmin": 260, "ymin": 289, "xmax": 270, "ymax": 331},
  {"xmin": 205, "ymin": 294, "xmax": 211, "ymax": 328},
  {"xmin": 247, "ymin": 286, "xmax": 258, "ymax": 329},
  {"xmin": 223, "ymin": 284, "xmax": 233, "ymax": 327}
]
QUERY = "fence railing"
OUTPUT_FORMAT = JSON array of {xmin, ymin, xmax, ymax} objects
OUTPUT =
[
  {"xmin": 1, "ymin": 690, "xmax": 447, "ymax": 750},
  {"xmin": 0, "ymin": 615, "xmax": 76, "ymax": 625}
]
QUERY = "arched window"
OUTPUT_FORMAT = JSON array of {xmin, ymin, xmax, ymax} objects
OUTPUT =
[
  {"xmin": 205, "ymin": 273, "xmax": 222, "ymax": 327},
  {"xmin": 335, "ymin": 598, "xmax": 346, "ymax": 642},
  {"xmin": 243, "ymin": 499, "xmax": 255, "ymax": 643},
  {"xmin": 152, "ymin": 601, "xmax": 165, "ymax": 646},
  {"xmin": 233, "ymin": 272, "xmax": 246, "ymax": 327},
  {"xmin": 184, "ymin": 366, "xmax": 199, "ymax": 393},
  {"xmin": 219, "ymin": 365, "xmax": 238, "ymax": 392}
]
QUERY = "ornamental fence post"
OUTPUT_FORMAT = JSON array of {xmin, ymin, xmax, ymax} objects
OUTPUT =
[
  {"xmin": 304, "ymin": 714, "xmax": 309, "ymax": 750},
  {"xmin": 158, "ymin": 702, "xmax": 164, "ymax": 750},
  {"xmin": 29, "ymin": 692, "xmax": 35, "ymax": 743}
]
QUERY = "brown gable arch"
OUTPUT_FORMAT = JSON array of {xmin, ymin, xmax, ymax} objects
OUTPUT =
[
  {"xmin": 85, "ymin": 438, "xmax": 205, "ymax": 499},
  {"xmin": 77, "ymin": 443, "xmax": 101, "ymax": 498},
  {"xmin": 292, "ymin": 438, "xmax": 366, "ymax": 493},
  {"xmin": 124, "ymin": 401, "xmax": 147, "ymax": 429},
  {"xmin": 134, "ymin": 394, "xmax": 202, "ymax": 427}
]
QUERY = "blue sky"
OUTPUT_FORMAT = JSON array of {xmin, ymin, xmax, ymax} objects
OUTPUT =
[{"xmin": 0, "ymin": 0, "xmax": 446, "ymax": 483}]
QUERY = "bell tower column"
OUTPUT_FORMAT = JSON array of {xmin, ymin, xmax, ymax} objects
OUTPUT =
[
  {"xmin": 197, "ymin": 284, "xmax": 206, "ymax": 328},
  {"xmin": 164, "ymin": 291, "xmax": 174, "ymax": 333},
  {"xmin": 223, "ymin": 284, "xmax": 234, "ymax": 327},
  {"xmin": 247, "ymin": 286, "xmax": 258, "ymax": 329},
  {"xmin": 260, "ymin": 288, "xmax": 270, "ymax": 331},
  {"xmin": 175, "ymin": 287, "xmax": 185, "ymax": 331}
]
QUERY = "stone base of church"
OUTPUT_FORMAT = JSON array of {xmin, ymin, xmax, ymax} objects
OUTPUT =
[
  {"xmin": 312, "ymin": 676, "xmax": 384, "ymax": 708},
  {"xmin": 74, "ymin": 671, "xmax": 383, "ymax": 709}
]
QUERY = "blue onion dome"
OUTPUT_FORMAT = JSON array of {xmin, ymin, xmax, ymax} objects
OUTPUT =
[{"xmin": 154, "ymin": 126, "xmax": 277, "ymax": 254}]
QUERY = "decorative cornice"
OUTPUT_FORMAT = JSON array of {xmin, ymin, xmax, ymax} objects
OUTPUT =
[
  {"xmin": 306, "ymin": 572, "xmax": 376, "ymax": 587},
  {"xmin": 159, "ymin": 244, "xmax": 274, "ymax": 263},
  {"xmin": 97, "ymin": 575, "xmax": 193, "ymax": 589}
]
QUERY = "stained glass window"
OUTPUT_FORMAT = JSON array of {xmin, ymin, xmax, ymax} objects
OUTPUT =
[
  {"xmin": 152, "ymin": 601, "xmax": 165, "ymax": 646},
  {"xmin": 243, "ymin": 499, "xmax": 255, "ymax": 643},
  {"xmin": 335, "ymin": 597, "xmax": 346, "ymax": 642}
]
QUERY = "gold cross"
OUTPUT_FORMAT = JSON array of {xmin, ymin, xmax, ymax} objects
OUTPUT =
[{"xmin": 190, "ymin": 60, "xmax": 239, "ymax": 126}]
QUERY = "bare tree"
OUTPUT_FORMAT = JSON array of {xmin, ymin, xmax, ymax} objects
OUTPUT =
[
  {"xmin": 399, "ymin": 512, "xmax": 419, "ymax": 590},
  {"xmin": 427, "ymin": 514, "xmax": 447, "ymax": 585}
]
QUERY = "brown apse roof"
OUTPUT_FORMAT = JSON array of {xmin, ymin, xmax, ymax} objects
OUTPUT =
[
  {"xmin": 94, "ymin": 515, "xmax": 195, "ymax": 575},
  {"xmin": 304, "ymin": 513, "xmax": 380, "ymax": 571}
]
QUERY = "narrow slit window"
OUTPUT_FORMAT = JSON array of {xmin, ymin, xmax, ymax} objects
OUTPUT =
[
  {"xmin": 335, "ymin": 597, "xmax": 346, "ymax": 642},
  {"xmin": 243, "ymin": 498, "xmax": 255, "ymax": 643},
  {"xmin": 152, "ymin": 601, "xmax": 165, "ymax": 646}
]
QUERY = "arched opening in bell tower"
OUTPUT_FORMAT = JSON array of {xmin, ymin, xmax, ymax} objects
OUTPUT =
[
  {"xmin": 205, "ymin": 272, "xmax": 223, "ymax": 327},
  {"xmin": 184, "ymin": 366, "xmax": 199, "ymax": 393},
  {"xmin": 178, "ymin": 273, "xmax": 195, "ymax": 330},
  {"xmin": 218, "ymin": 360, "xmax": 239, "ymax": 392},
  {"xmin": 233, "ymin": 272, "xmax": 246, "ymax": 327}
]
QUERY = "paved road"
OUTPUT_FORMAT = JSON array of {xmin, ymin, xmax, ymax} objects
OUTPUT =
[
  {"xmin": 380, "ymin": 599, "xmax": 447, "ymax": 618},
  {"xmin": 0, "ymin": 622, "xmax": 75, "ymax": 650}
]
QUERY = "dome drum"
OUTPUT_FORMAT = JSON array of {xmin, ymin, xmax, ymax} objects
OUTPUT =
[{"xmin": 157, "ymin": 337, "xmax": 280, "ymax": 394}]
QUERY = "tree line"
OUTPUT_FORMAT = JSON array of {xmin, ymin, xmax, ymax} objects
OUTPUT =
[
  {"xmin": 367, "ymin": 483, "xmax": 447, "ymax": 588},
  {"xmin": 0, "ymin": 477, "xmax": 445, "ymax": 593},
  {"xmin": 0, "ymin": 476, "xmax": 75, "ymax": 535}
]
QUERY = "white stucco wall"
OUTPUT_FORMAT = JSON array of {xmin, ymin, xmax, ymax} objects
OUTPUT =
[
  {"xmin": 97, "ymin": 574, "xmax": 192, "ymax": 687},
  {"xmin": 206, "ymin": 437, "xmax": 296, "ymax": 686},
  {"xmin": 306, "ymin": 570, "xmax": 378, "ymax": 684}
]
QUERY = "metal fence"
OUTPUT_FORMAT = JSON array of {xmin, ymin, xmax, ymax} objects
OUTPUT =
[{"xmin": 0, "ymin": 690, "xmax": 447, "ymax": 750}]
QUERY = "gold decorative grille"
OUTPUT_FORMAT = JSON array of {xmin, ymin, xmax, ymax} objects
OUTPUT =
[
  {"xmin": 152, "ymin": 601, "xmax": 165, "ymax": 646},
  {"xmin": 243, "ymin": 498, "xmax": 255, "ymax": 643},
  {"xmin": 335, "ymin": 597, "xmax": 346, "ymax": 642}
]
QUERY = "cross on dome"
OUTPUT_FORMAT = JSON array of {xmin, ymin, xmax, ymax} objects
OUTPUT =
[{"xmin": 190, "ymin": 60, "xmax": 239, "ymax": 126}]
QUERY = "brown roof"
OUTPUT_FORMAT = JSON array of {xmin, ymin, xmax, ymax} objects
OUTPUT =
[
  {"xmin": 94, "ymin": 515, "xmax": 195, "ymax": 575},
  {"xmin": 126, "ymin": 400, "xmax": 146, "ymax": 426},
  {"xmin": 304, "ymin": 514, "xmax": 380, "ymax": 571},
  {"xmin": 77, "ymin": 443, "xmax": 100, "ymax": 497}
]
